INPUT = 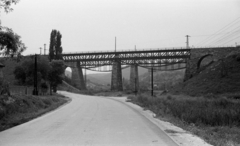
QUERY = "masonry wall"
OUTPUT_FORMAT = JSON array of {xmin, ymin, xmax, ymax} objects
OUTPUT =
[
  {"xmin": 111, "ymin": 61, "xmax": 123, "ymax": 91},
  {"xmin": 184, "ymin": 47, "xmax": 240, "ymax": 81},
  {"xmin": 130, "ymin": 65, "xmax": 139, "ymax": 92}
]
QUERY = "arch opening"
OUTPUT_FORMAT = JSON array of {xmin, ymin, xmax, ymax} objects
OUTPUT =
[
  {"xmin": 197, "ymin": 54, "xmax": 213, "ymax": 70},
  {"xmin": 65, "ymin": 67, "xmax": 72, "ymax": 79}
]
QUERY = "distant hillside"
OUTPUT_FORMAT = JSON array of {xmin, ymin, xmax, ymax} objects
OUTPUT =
[
  {"xmin": 86, "ymin": 66, "xmax": 148, "ymax": 84},
  {"xmin": 65, "ymin": 69, "xmax": 71, "ymax": 78},
  {"xmin": 87, "ymin": 73, "xmax": 110, "ymax": 85},
  {"xmin": 138, "ymin": 69, "xmax": 185, "ymax": 90},
  {"xmin": 171, "ymin": 50, "xmax": 240, "ymax": 96}
]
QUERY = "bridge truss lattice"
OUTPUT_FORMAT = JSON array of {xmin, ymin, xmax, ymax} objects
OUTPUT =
[{"xmin": 63, "ymin": 49, "xmax": 191, "ymax": 72}]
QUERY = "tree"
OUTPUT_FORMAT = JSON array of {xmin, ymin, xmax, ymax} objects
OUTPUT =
[
  {"xmin": 48, "ymin": 60, "xmax": 65, "ymax": 92},
  {"xmin": 14, "ymin": 57, "xmax": 65, "ymax": 93},
  {"xmin": 13, "ymin": 65, "xmax": 26, "ymax": 84},
  {"xmin": 56, "ymin": 31, "xmax": 63, "ymax": 59},
  {"xmin": 49, "ymin": 30, "xmax": 56, "ymax": 61},
  {"xmin": 0, "ymin": 29, "xmax": 26, "ymax": 57},
  {"xmin": 0, "ymin": 0, "xmax": 20, "ymax": 13},
  {"xmin": 49, "ymin": 30, "xmax": 63, "ymax": 61},
  {"xmin": 0, "ymin": 0, "xmax": 26, "ymax": 58},
  {"xmin": 13, "ymin": 56, "xmax": 51, "ymax": 86}
]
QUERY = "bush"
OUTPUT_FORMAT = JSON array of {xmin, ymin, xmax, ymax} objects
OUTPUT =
[
  {"xmin": 0, "ymin": 107, "xmax": 6, "ymax": 120},
  {"xmin": 42, "ymin": 98, "xmax": 52, "ymax": 106},
  {"xmin": 51, "ymin": 96, "xmax": 60, "ymax": 102},
  {"xmin": 0, "ymin": 79, "xmax": 10, "ymax": 96},
  {"xmin": 41, "ymin": 82, "xmax": 48, "ymax": 94}
]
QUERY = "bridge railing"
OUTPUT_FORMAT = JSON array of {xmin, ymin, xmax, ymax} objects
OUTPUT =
[
  {"xmin": 61, "ymin": 46, "xmax": 236, "ymax": 55},
  {"xmin": 61, "ymin": 47, "xmax": 188, "ymax": 54}
]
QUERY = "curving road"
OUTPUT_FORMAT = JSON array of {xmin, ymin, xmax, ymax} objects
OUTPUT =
[{"xmin": 0, "ymin": 91, "xmax": 178, "ymax": 146}]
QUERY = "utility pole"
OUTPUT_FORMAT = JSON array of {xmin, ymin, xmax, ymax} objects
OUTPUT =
[
  {"xmin": 39, "ymin": 47, "xmax": 42, "ymax": 55},
  {"xmin": 85, "ymin": 62, "xmax": 87, "ymax": 88},
  {"xmin": 151, "ymin": 67, "xmax": 153, "ymax": 97},
  {"xmin": 33, "ymin": 54, "xmax": 38, "ymax": 95},
  {"xmin": 115, "ymin": 37, "xmax": 116, "ymax": 52},
  {"xmin": 134, "ymin": 45, "xmax": 137, "ymax": 95},
  {"xmin": 186, "ymin": 35, "xmax": 190, "ymax": 49},
  {"xmin": 135, "ymin": 78, "xmax": 137, "ymax": 96}
]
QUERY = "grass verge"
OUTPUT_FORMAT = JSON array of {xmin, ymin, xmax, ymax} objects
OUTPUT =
[
  {"xmin": 128, "ymin": 93, "xmax": 240, "ymax": 146},
  {"xmin": 0, "ymin": 94, "xmax": 69, "ymax": 132}
]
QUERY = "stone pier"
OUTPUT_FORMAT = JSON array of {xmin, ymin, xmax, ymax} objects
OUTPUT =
[
  {"xmin": 111, "ymin": 60, "xmax": 123, "ymax": 91},
  {"xmin": 130, "ymin": 65, "xmax": 139, "ymax": 92},
  {"xmin": 71, "ymin": 62, "xmax": 86, "ymax": 90}
]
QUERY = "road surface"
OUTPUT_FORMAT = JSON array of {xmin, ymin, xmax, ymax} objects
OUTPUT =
[{"xmin": 0, "ymin": 91, "xmax": 178, "ymax": 146}]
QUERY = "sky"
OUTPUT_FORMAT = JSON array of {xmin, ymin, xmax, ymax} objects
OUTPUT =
[{"xmin": 1, "ymin": 0, "xmax": 240, "ymax": 55}]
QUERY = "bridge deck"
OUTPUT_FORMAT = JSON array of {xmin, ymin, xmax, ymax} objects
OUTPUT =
[{"xmin": 63, "ymin": 49, "xmax": 191, "ymax": 67}]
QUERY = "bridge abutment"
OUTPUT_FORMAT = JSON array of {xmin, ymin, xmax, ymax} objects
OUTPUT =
[
  {"xmin": 111, "ymin": 61, "xmax": 123, "ymax": 91},
  {"xmin": 184, "ymin": 47, "xmax": 239, "ymax": 81},
  {"xmin": 130, "ymin": 65, "xmax": 139, "ymax": 92}
]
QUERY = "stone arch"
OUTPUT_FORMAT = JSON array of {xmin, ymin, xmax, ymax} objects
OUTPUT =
[
  {"xmin": 65, "ymin": 67, "xmax": 72, "ymax": 79},
  {"xmin": 63, "ymin": 62, "xmax": 86, "ymax": 90},
  {"xmin": 197, "ymin": 54, "xmax": 213, "ymax": 70}
]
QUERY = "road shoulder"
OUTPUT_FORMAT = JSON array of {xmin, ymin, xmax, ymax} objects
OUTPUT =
[{"xmin": 106, "ymin": 96, "xmax": 213, "ymax": 146}]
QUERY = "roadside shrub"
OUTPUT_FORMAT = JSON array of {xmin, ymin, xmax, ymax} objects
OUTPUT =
[
  {"xmin": 22, "ymin": 98, "xmax": 33, "ymax": 107},
  {"xmin": 5, "ymin": 103, "xmax": 18, "ymax": 114},
  {"xmin": 117, "ymin": 93, "xmax": 122, "ymax": 97},
  {"xmin": 127, "ymin": 95, "xmax": 136, "ymax": 102},
  {"xmin": 51, "ymin": 96, "xmax": 60, "ymax": 102},
  {"xmin": 33, "ymin": 99, "xmax": 45, "ymax": 108},
  {"xmin": 0, "ymin": 107, "xmax": 6, "ymax": 120},
  {"xmin": 40, "ymin": 82, "xmax": 48, "ymax": 95},
  {"xmin": 42, "ymin": 98, "xmax": 52, "ymax": 106},
  {"xmin": 0, "ymin": 79, "xmax": 10, "ymax": 96},
  {"xmin": 138, "ymin": 94, "xmax": 149, "ymax": 106}
]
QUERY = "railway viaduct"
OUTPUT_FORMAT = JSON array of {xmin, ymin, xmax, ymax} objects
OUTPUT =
[{"xmin": 62, "ymin": 46, "xmax": 239, "ymax": 91}]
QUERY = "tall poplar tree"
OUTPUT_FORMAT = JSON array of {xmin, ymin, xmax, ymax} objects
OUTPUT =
[
  {"xmin": 56, "ymin": 31, "xmax": 63, "ymax": 59},
  {"xmin": 49, "ymin": 29, "xmax": 63, "ymax": 61}
]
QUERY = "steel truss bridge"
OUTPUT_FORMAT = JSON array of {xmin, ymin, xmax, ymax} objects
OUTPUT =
[{"xmin": 62, "ymin": 49, "xmax": 191, "ymax": 72}]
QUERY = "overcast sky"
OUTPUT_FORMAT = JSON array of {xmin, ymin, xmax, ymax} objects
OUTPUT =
[{"xmin": 1, "ymin": 0, "xmax": 240, "ymax": 55}]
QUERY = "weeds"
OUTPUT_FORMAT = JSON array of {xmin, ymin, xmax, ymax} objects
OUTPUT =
[
  {"xmin": 128, "ymin": 94, "xmax": 240, "ymax": 145},
  {"xmin": 128, "ymin": 94, "xmax": 240, "ymax": 127},
  {"xmin": 0, "ymin": 94, "xmax": 68, "ymax": 131}
]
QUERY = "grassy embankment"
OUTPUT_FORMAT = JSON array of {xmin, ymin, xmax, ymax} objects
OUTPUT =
[
  {"xmin": 0, "ymin": 94, "xmax": 69, "ymax": 132},
  {"xmin": 128, "ymin": 94, "xmax": 240, "ymax": 146}
]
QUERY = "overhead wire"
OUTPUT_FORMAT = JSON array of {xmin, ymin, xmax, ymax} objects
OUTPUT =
[
  {"xmin": 208, "ymin": 26, "xmax": 240, "ymax": 45},
  {"xmin": 221, "ymin": 36, "xmax": 240, "ymax": 46},
  {"xmin": 207, "ymin": 26, "xmax": 240, "ymax": 46},
  {"xmin": 195, "ymin": 17, "xmax": 240, "ymax": 46}
]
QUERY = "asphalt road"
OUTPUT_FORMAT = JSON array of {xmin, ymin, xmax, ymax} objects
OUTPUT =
[{"xmin": 0, "ymin": 91, "xmax": 178, "ymax": 146}]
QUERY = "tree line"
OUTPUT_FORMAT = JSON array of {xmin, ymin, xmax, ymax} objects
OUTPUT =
[
  {"xmin": 13, "ymin": 29, "xmax": 65, "ymax": 93},
  {"xmin": 0, "ymin": 1, "xmax": 66, "ymax": 94}
]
